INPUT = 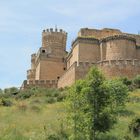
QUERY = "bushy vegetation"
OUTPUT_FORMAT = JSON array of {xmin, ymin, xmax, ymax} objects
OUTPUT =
[
  {"xmin": 65, "ymin": 67, "xmax": 128, "ymax": 140},
  {"xmin": 0, "ymin": 69, "xmax": 140, "ymax": 139}
]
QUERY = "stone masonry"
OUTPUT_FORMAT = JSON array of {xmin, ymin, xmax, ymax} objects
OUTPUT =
[{"xmin": 21, "ymin": 27, "xmax": 140, "ymax": 89}]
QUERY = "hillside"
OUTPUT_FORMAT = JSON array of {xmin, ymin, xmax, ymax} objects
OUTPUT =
[{"xmin": 0, "ymin": 88, "xmax": 140, "ymax": 140}]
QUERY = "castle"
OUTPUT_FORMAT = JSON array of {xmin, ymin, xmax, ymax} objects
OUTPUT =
[{"xmin": 21, "ymin": 27, "xmax": 140, "ymax": 89}]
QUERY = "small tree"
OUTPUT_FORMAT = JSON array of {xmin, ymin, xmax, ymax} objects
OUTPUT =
[{"xmin": 66, "ymin": 67, "xmax": 128, "ymax": 140}]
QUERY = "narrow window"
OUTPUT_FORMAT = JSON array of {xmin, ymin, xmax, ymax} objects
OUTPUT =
[{"xmin": 42, "ymin": 50, "xmax": 45, "ymax": 53}]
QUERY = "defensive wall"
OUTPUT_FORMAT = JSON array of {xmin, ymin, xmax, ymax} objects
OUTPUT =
[
  {"xmin": 98, "ymin": 59, "xmax": 140, "ymax": 79},
  {"xmin": 58, "ymin": 61, "xmax": 95, "ymax": 88},
  {"xmin": 21, "ymin": 80, "xmax": 58, "ymax": 90}
]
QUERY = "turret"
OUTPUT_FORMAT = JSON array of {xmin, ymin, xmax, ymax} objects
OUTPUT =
[{"xmin": 41, "ymin": 28, "xmax": 67, "ymax": 58}]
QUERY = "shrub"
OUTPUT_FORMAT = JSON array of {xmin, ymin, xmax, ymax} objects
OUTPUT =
[
  {"xmin": 1, "ymin": 98, "xmax": 13, "ymax": 106},
  {"xmin": 129, "ymin": 117, "xmax": 140, "ymax": 137},
  {"xmin": 45, "ymin": 97, "xmax": 57, "ymax": 104},
  {"xmin": 133, "ymin": 75, "xmax": 140, "ymax": 88},
  {"xmin": 57, "ymin": 91, "xmax": 67, "ymax": 102},
  {"xmin": 46, "ymin": 134, "xmax": 60, "ymax": 140}
]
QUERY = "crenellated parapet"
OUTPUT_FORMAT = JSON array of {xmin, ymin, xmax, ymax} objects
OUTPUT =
[
  {"xmin": 97, "ymin": 59, "xmax": 140, "ymax": 79},
  {"xmin": 100, "ymin": 34, "xmax": 136, "ymax": 43},
  {"xmin": 97, "ymin": 59, "xmax": 140, "ymax": 66},
  {"xmin": 42, "ymin": 28, "xmax": 67, "ymax": 35},
  {"xmin": 41, "ymin": 28, "xmax": 67, "ymax": 59},
  {"xmin": 77, "ymin": 61, "xmax": 96, "ymax": 67},
  {"xmin": 21, "ymin": 80, "xmax": 58, "ymax": 89},
  {"xmin": 72, "ymin": 37, "xmax": 99, "ymax": 48},
  {"xmin": 27, "ymin": 69, "xmax": 36, "ymax": 80}
]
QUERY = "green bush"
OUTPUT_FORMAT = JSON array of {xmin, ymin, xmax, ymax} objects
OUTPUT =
[
  {"xmin": 46, "ymin": 134, "xmax": 60, "ymax": 140},
  {"xmin": 1, "ymin": 98, "xmax": 13, "ymax": 107},
  {"xmin": 129, "ymin": 117, "xmax": 140, "ymax": 137},
  {"xmin": 133, "ymin": 75, "xmax": 140, "ymax": 88},
  {"xmin": 45, "ymin": 97, "xmax": 57, "ymax": 104}
]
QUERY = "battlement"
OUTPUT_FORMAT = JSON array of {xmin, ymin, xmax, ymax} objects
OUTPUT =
[
  {"xmin": 31, "ymin": 53, "xmax": 36, "ymax": 57},
  {"xmin": 72, "ymin": 37, "xmax": 99, "ymax": 48},
  {"xmin": 78, "ymin": 28, "xmax": 122, "ymax": 39},
  {"xmin": 27, "ymin": 69, "xmax": 35, "ymax": 76},
  {"xmin": 31, "ymin": 53, "xmax": 36, "ymax": 61},
  {"xmin": 21, "ymin": 80, "xmax": 58, "ymax": 89},
  {"xmin": 78, "ymin": 61, "xmax": 96, "ymax": 67},
  {"xmin": 97, "ymin": 59, "xmax": 140, "ymax": 66},
  {"xmin": 42, "ymin": 28, "xmax": 67, "ymax": 35},
  {"xmin": 100, "ymin": 35, "xmax": 136, "ymax": 43}
]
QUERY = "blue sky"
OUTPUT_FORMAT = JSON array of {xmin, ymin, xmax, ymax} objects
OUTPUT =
[{"xmin": 0, "ymin": 0, "xmax": 140, "ymax": 89}]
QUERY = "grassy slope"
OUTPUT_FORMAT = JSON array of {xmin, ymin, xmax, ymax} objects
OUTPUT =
[
  {"xmin": 0, "ymin": 90, "xmax": 140, "ymax": 140},
  {"xmin": 0, "ymin": 97, "xmax": 66, "ymax": 140}
]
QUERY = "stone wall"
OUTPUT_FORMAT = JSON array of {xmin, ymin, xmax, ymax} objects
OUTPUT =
[
  {"xmin": 98, "ymin": 59, "xmax": 140, "ymax": 79},
  {"xmin": 78, "ymin": 39, "xmax": 100, "ymax": 62},
  {"xmin": 67, "ymin": 44, "xmax": 79, "ymax": 69},
  {"xmin": 58, "ymin": 62, "xmax": 77, "ymax": 88},
  {"xmin": 21, "ymin": 80, "xmax": 58, "ymax": 89},
  {"xmin": 42, "ymin": 28, "xmax": 67, "ymax": 58},
  {"xmin": 58, "ymin": 61, "xmax": 95, "ymax": 88},
  {"xmin": 78, "ymin": 28, "xmax": 122, "ymax": 39},
  {"xmin": 101, "ymin": 35, "xmax": 136, "ymax": 60}
]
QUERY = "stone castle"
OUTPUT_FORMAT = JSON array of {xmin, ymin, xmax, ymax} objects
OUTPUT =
[{"xmin": 21, "ymin": 27, "xmax": 140, "ymax": 89}]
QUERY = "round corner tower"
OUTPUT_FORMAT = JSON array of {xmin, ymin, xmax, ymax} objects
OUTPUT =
[
  {"xmin": 101, "ymin": 35, "xmax": 137, "ymax": 60},
  {"xmin": 41, "ymin": 28, "xmax": 67, "ymax": 58}
]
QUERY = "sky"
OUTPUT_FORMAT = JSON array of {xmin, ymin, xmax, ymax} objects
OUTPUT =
[{"xmin": 0, "ymin": 0, "xmax": 140, "ymax": 89}]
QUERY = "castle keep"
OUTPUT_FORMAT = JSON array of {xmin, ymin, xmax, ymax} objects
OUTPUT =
[{"xmin": 21, "ymin": 28, "xmax": 140, "ymax": 89}]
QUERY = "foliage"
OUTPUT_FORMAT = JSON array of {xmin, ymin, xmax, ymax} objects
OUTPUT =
[
  {"xmin": 133, "ymin": 75, "xmax": 140, "ymax": 88},
  {"xmin": 0, "ymin": 98, "xmax": 13, "ymax": 106},
  {"xmin": 119, "ymin": 77, "xmax": 133, "ymax": 91},
  {"xmin": 0, "ymin": 87, "xmax": 19, "ymax": 98},
  {"xmin": 66, "ymin": 67, "xmax": 129, "ymax": 139},
  {"xmin": 104, "ymin": 79, "xmax": 128, "ymax": 112},
  {"xmin": 129, "ymin": 117, "xmax": 140, "ymax": 137}
]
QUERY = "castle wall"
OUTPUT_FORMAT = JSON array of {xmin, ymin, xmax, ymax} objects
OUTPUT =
[
  {"xmin": 78, "ymin": 28, "xmax": 122, "ymax": 39},
  {"xmin": 31, "ymin": 53, "xmax": 36, "ymax": 70},
  {"xmin": 104, "ymin": 38, "xmax": 136, "ymax": 60},
  {"xmin": 79, "ymin": 43, "xmax": 100, "ymax": 62},
  {"xmin": 100, "ymin": 42, "xmax": 107, "ymax": 61},
  {"xmin": 21, "ymin": 80, "xmax": 57, "ymax": 89},
  {"xmin": 58, "ymin": 61, "xmax": 95, "ymax": 88},
  {"xmin": 35, "ymin": 63, "xmax": 41, "ymax": 80},
  {"xmin": 58, "ymin": 62, "xmax": 77, "ymax": 88},
  {"xmin": 125, "ymin": 34, "xmax": 140, "ymax": 46},
  {"xmin": 98, "ymin": 60, "xmax": 140, "ymax": 79},
  {"xmin": 67, "ymin": 44, "xmax": 79, "ymax": 69},
  {"xmin": 136, "ymin": 48, "xmax": 140, "ymax": 59},
  {"xmin": 38, "ymin": 60, "xmax": 65, "ymax": 80}
]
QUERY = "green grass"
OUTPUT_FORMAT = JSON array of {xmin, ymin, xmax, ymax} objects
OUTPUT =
[
  {"xmin": 0, "ymin": 89, "xmax": 140, "ymax": 139},
  {"xmin": 0, "ymin": 97, "xmax": 66, "ymax": 140}
]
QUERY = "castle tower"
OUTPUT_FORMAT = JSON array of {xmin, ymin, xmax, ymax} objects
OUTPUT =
[
  {"xmin": 41, "ymin": 28, "xmax": 67, "ymax": 58},
  {"xmin": 34, "ymin": 28, "xmax": 67, "ymax": 81},
  {"xmin": 100, "ymin": 35, "xmax": 137, "ymax": 60}
]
